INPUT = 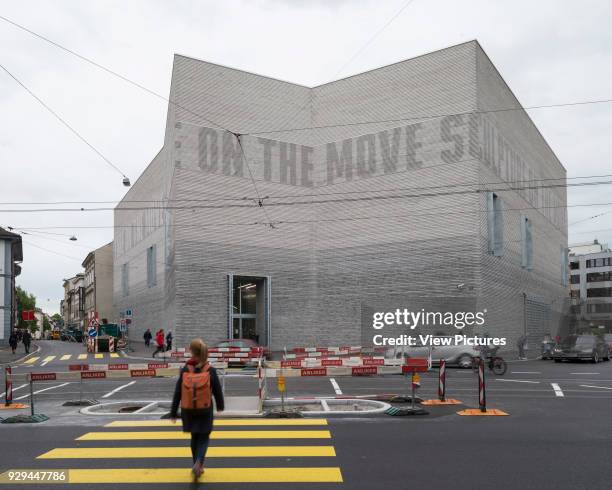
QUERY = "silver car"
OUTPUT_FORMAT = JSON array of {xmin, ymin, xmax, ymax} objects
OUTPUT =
[{"xmin": 385, "ymin": 336, "xmax": 479, "ymax": 368}]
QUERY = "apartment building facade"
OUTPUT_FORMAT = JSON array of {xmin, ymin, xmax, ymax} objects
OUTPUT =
[
  {"xmin": 61, "ymin": 274, "xmax": 84, "ymax": 330},
  {"xmin": 0, "ymin": 227, "xmax": 22, "ymax": 344},
  {"xmin": 569, "ymin": 240, "xmax": 612, "ymax": 332},
  {"xmin": 82, "ymin": 242, "xmax": 114, "ymax": 323},
  {"xmin": 114, "ymin": 41, "xmax": 568, "ymax": 350}
]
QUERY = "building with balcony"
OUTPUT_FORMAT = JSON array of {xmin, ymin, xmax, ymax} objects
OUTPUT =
[
  {"xmin": 569, "ymin": 240, "xmax": 612, "ymax": 333},
  {"xmin": 62, "ymin": 274, "xmax": 85, "ymax": 331}
]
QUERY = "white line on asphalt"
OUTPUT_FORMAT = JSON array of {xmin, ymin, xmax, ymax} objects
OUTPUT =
[
  {"xmin": 0, "ymin": 383, "xmax": 29, "ymax": 398},
  {"xmin": 570, "ymin": 372, "xmax": 600, "ymax": 375},
  {"xmin": 14, "ymin": 382, "xmax": 70, "ymax": 401},
  {"xmin": 579, "ymin": 384, "xmax": 612, "ymax": 390},
  {"xmin": 101, "ymin": 381, "xmax": 136, "ymax": 399},
  {"xmin": 511, "ymin": 371, "xmax": 541, "ymax": 374},
  {"xmin": 551, "ymin": 383, "xmax": 564, "ymax": 397},
  {"xmin": 496, "ymin": 379, "xmax": 540, "ymax": 384},
  {"xmin": 329, "ymin": 378, "xmax": 342, "ymax": 395}
]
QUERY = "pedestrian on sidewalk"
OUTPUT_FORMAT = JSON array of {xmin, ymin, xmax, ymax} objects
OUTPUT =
[
  {"xmin": 166, "ymin": 331, "xmax": 173, "ymax": 352},
  {"xmin": 170, "ymin": 338, "xmax": 224, "ymax": 480},
  {"xmin": 143, "ymin": 328, "xmax": 152, "ymax": 348},
  {"xmin": 152, "ymin": 329, "xmax": 165, "ymax": 358},
  {"xmin": 22, "ymin": 329, "xmax": 32, "ymax": 354},
  {"xmin": 517, "ymin": 334, "xmax": 527, "ymax": 360},
  {"xmin": 9, "ymin": 331, "xmax": 18, "ymax": 354}
]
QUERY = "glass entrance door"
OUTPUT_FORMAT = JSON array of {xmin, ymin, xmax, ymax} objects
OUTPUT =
[{"xmin": 231, "ymin": 278, "xmax": 259, "ymax": 341}]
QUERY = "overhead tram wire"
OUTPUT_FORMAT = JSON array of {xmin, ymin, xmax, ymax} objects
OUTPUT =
[
  {"xmin": 1, "ymin": 169, "xmax": 611, "ymax": 206},
  {"xmin": 1, "ymin": 178, "xmax": 611, "ymax": 213},
  {"xmin": 0, "ymin": 14, "xmax": 272, "ymax": 226},
  {"xmin": 0, "ymin": 63, "xmax": 130, "ymax": 183}
]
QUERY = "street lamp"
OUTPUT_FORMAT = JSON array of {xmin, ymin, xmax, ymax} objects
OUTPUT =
[{"xmin": 122, "ymin": 177, "xmax": 131, "ymax": 187}]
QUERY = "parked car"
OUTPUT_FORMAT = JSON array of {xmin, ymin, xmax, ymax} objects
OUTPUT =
[
  {"xmin": 385, "ymin": 336, "xmax": 479, "ymax": 368},
  {"xmin": 604, "ymin": 334, "xmax": 612, "ymax": 354},
  {"xmin": 553, "ymin": 335, "xmax": 610, "ymax": 363}
]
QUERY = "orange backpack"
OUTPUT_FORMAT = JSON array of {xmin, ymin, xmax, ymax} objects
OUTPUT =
[{"xmin": 181, "ymin": 363, "xmax": 212, "ymax": 410}]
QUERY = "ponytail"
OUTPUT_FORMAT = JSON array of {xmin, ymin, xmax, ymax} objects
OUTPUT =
[{"xmin": 189, "ymin": 338, "xmax": 208, "ymax": 366}]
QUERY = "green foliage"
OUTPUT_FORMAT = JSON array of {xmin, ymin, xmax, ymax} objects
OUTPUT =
[
  {"xmin": 16, "ymin": 286, "xmax": 36, "ymax": 330},
  {"xmin": 43, "ymin": 316, "xmax": 51, "ymax": 331}
]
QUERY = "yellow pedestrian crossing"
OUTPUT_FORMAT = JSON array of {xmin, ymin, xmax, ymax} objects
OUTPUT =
[
  {"xmin": 106, "ymin": 418, "xmax": 329, "ymax": 427},
  {"xmin": 38, "ymin": 445, "xmax": 336, "ymax": 459},
  {"xmin": 0, "ymin": 467, "xmax": 343, "ymax": 484},
  {"xmin": 21, "ymin": 352, "xmax": 123, "ymax": 365},
  {"xmin": 77, "ymin": 430, "xmax": 332, "ymax": 440},
  {"xmin": 2, "ymin": 418, "xmax": 343, "ymax": 484}
]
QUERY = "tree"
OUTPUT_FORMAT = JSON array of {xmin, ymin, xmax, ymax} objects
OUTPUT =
[
  {"xmin": 43, "ymin": 316, "xmax": 51, "ymax": 331},
  {"xmin": 16, "ymin": 286, "xmax": 36, "ymax": 331}
]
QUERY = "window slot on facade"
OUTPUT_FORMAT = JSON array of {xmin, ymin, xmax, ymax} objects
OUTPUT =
[
  {"xmin": 147, "ymin": 245, "xmax": 157, "ymax": 287},
  {"xmin": 521, "ymin": 215, "xmax": 533, "ymax": 270},
  {"xmin": 487, "ymin": 192, "xmax": 504, "ymax": 256},
  {"xmin": 122, "ymin": 263, "xmax": 129, "ymax": 297}
]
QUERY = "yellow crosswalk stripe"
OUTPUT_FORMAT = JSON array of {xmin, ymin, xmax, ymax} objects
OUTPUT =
[
  {"xmin": 0, "ymin": 467, "xmax": 343, "ymax": 483},
  {"xmin": 77, "ymin": 430, "xmax": 332, "ymax": 441},
  {"xmin": 105, "ymin": 419, "xmax": 329, "ymax": 428},
  {"xmin": 60, "ymin": 355, "xmax": 72, "ymax": 361},
  {"xmin": 110, "ymin": 353, "xmax": 119, "ymax": 358},
  {"xmin": 42, "ymin": 355, "xmax": 56, "ymax": 363},
  {"xmin": 94, "ymin": 354, "xmax": 103, "ymax": 359},
  {"xmin": 23, "ymin": 357, "xmax": 39, "ymax": 364},
  {"xmin": 38, "ymin": 445, "xmax": 336, "ymax": 459},
  {"xmin": 77, "ymin": 354, "xmax": 87, "ymax": 360}
]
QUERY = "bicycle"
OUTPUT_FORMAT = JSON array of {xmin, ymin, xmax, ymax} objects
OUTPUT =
[{"xmin": 471, "ymin": 346, "xmax": 507, "ymax": 375}]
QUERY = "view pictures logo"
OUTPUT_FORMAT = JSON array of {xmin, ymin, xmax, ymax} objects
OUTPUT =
[{"xmin": 372, "ymin": 308, "xmax": 487, "ymax": 331}]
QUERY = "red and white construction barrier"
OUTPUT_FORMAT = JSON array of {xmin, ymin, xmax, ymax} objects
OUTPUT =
[
  {"xmin": 276, "ymin": 357, "xmax": 402, "ymax": 368},
  {"xmin": 108, "ymin": 337, "xmax": 115, "ymax": 353},
  {"xmin": 170, "ymin": 346, "xmax": 263, "ymax": 364},
  {"xmin": 86, "ymin": 338, "xmax": 96, "ymax": 353},
  {"xmin": 4, "ymin": 365, "xmax": 12, "ymax": 406},
  {"xmin": 283, "ymin": 346, "xmax": 362, "ymax": 359},
  {"xmin": 438, "ymin": 359, "xmax": 446, "ymax": 402},
  {"xmin": 478, "ymin": 359, "xmax": 486, "ymax": 412}
]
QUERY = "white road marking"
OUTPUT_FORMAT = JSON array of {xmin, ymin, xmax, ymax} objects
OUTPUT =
[
  {"xmin": 101, "ymin": 381, "xmax": 136, "ymax": 399},
  {"xmin": 329, "ymin": 378, "xmax": 342, "ymax": 395},
  {"xmin": 570, "ymin": 372, "xmax": 600, "ymax": 375},
  {"xmin": 579, "ymin": 384, "xmax": 612, "ymax": 390},
  {"xmin": 511, "ymin": 371, "xmax": 541, "ymax": 374},
  {"xmin": 551, "ymin": 383, "xmax": 564, "ymax": 397},
  {"xmin": 496, "ymin": 379, "xmax": 539, "ymax": 384},
  {"xmin": 14, "ymin": 382, "xmax": 70, "ymax": 401},
  {"xmin": 0, "ymin": 383, "xmax": 29, "ymax": 398},
  {"xmin": 40, "ymin": 355, "xmax": 56, "ymax": 366}
]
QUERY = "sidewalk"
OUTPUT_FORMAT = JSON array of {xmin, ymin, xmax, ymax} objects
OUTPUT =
[
  {"xmin": 120, "ymin": 341, "xmax": 170, "ymax": 361},
  {"xmin": 0, "ymin": 343, "xmax": 40, "ymax": 366}
]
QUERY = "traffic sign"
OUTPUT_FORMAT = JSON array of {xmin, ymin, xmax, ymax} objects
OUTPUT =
[
  {"xmin": 125, "ymin": 308, "xmax": 133, "ymax": 319},
  {"xmin": 402, "ymin": 358, "xmax": 429, "ymax": 373}
]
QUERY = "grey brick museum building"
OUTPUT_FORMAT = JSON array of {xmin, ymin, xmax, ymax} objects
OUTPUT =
[{"xmin": 114, "ymin": 41, "xmax": 568, "ymax": 350}]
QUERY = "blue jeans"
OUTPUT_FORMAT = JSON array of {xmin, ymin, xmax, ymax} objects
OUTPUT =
[{"xmin": 190, "ymin": 433, "xmax": 210, "ymax": 464}]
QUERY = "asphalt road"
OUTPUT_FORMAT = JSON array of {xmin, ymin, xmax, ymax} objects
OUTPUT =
[{"xmin": 2, "ymin": 341, "xmax": 612, "ymax": 489}]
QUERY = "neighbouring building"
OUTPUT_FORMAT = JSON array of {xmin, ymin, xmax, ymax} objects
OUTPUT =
[
  {"xmin": 0, "ymin": 227, "xmax": 23, "ymax": 344},
  {"xmin": 569, "ymin": 240, "xmax": 612, "ymax": 333},
  {"xmin": 82, "ymin": 242, "xmax": 114, "ymax": 323},
  {"xmin": 62, "ymin": 274, "xmax": 85, "ymax": 331},
  {"xmin": 114, "ymin": 40, "xmax": 569, "ymax": 350}
]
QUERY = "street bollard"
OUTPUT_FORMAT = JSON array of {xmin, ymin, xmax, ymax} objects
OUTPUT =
[
  {"xmin": 278, "ymin": 369, "xmax": 286, "ymax": 413},
  {"xmin": 478, "ymin": 359, "xmax": 486, "ymax": 413},
  {"xmin": 438, "ymin": 360, "xmax": 446, "ymax": 402},
  {"xmin": 410, "ymin": 371, "xmax": 420, "ymax": 411},
  {"xmin": 29, "ymin": 375, "xmax": 35, "ymax": 417},
  {"xmin": 5, "ymin": 365, "xmax": 12, "ymax": 406}
]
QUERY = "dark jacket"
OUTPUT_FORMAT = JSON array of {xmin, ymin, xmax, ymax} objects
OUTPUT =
[
  {"xmin": 9, "ymin": 333, "xmax": 18, "ymax": 348},
  {"xmin": 170, "ymin": 360, "xmax": 224, "ymax": 434},
  {"xmin": 22, "ymin": 331, "xmax": 31, "ymax": 345}
]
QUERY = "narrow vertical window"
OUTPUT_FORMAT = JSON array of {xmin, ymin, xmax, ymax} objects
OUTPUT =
[
  {"xmin": 147, "ymin": 245, "xmax": 157, "ymax": 287},
  {"xmin": 122, "ymin": 263, "xmax": 129, "ymax": 297},
  {"xmin": 521, "ymin": 216, "xmax": 533, "ymax": 270},
  {"xmin": 561, "ymin": 246, "xmax": 568, "ymax": 287},
  {"xmin": 487, "ymin": 192, "xmax": 504, "ymax": 256}
]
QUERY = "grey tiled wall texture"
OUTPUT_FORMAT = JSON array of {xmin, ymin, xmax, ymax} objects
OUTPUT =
[{"xmin": 114, "ymin": 41, "xmax": 568, "ymax": 351}]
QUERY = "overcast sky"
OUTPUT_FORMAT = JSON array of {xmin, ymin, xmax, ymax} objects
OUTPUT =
[{"xmin": 1, "ymin": 0, "xmax": 611, "ymax": 314}]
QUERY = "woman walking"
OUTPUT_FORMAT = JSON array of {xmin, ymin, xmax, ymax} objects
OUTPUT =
[{"xmin": 170, "ymin": 338, "xmax": 224, "ymax": 479}]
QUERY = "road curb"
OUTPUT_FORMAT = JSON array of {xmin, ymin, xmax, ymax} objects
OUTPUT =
[{"xmin": 0, "ymin": 343, "xmax": 41, "ymax": 366}]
